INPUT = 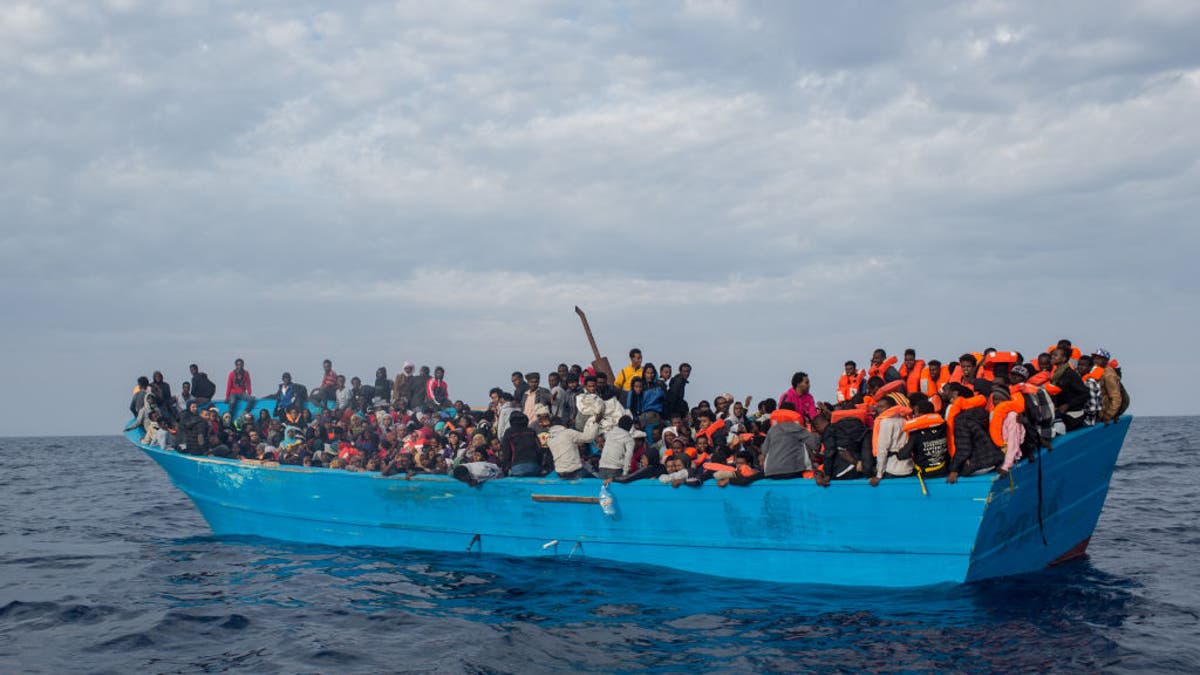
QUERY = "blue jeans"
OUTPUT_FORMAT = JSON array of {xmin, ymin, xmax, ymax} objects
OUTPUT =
[
  {"xmin": 228, "ymin": 394, "xmax": 256, "ymax": 417},
  {"xmin": 509, "ymin": 462, "xmax": 541, "ymax": 477}
]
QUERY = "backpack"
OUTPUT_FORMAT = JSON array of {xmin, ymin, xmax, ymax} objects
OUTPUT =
[
  {"xmin": 1117, "ymin": 382, "xmax": 1130, "ymax": 417},
  {"xmin": 1024, "ymin": 388, "xmax": 1056, "ymax": 447}
]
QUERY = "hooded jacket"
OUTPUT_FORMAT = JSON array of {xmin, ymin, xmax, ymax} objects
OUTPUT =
[
  {"xmin": 950, "ymin": 407, "xmax": 1002, "ymax": 475},
  {"xmin": 818, "ymin": 417, "xmax": 869, "ymax": 479},
  {"xmin": 499, "ymin": 412, "xmax": 543, "ymax": 472},
  {"xmin": 547, "ymin": 421, "xmax": 598, "ymax": 475},
  {"xmin": 761, "ymin": 421, "xmax": 821, "ymax": 477}
]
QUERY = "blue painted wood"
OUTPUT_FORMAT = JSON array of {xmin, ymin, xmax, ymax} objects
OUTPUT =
[{"xmin": 126, "ymin": 410, "xmax": 1131, "ymax": 587}]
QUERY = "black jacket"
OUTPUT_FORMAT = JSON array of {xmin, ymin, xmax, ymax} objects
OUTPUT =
[
  {"xmin": 191, "ymin": 373, "xmax": 217, "ymax": 400},
  {"xmin": 950, "ymin": 407, "xmax": 1002, "ymax": 475},
  {"xmin": 818, "ymin": 418, "xmax": 869, "ymax": 479},
  {"xmin": 665, "ymin": 375, "xmax": 689, "ymax": 417},
  {"xmin": 1051, "ymin": 366, "xmax": 1088, "ymax": 412},
  {"xmin": 499, "ymin": 412, "xmax": 543, "ymax": 472},
  {"xmin": 899, "ymin": 424, "xmax": 950, "ymax": 475},
  {"xmin": 176, "ymin": 410, "xmax": 208, "ymax": 455}
]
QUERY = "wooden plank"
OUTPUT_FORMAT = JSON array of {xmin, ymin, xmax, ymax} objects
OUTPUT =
[{"xmin": 531, "ymin": 494, "xmax": 600, "ymax": 504}]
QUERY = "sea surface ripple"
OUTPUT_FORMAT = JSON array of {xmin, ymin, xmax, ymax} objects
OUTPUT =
[{"xmin": 1, "ymin": 417, "xmax": 1198, "ymax": 673}]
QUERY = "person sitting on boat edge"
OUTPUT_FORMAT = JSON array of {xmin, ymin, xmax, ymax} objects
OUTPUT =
[
  {"xmin": 1091, "ymin": 349, "xmax": 1126, "ymax": 424},
  {"xmin": 597, "ymin": 415, "xmax": 636, "ymax": 480},
  {"xmin": 869, "ymin": 393, "xmax": 913, "ymax": 486},
  {"xmin": 811, "ymin": 408, "xmax": 869, "ymax": 486},
  {"xmin": 779, "ymin": 371, "xmax": 818, "ymax": 424},
  {"xmin": 225, "ymin": 358, "xmax": 255, "ymax": 418},
  {"xmin": 760, "ymin": 402, "xmax": 821, "ymax": 480},
  {"xmin": 1049, "ymin": 347, "xmax": 1089, "ymax": 431},
  {"xmin": 547, "ymin": 412, "xmax": 602, "ymax": 479},
  {"xmin": 898, "ymin": 399, "xmax": 950, "ymax": 479},
  {"xmin": 945, "ymin": 383, "xmax": 1001, "ymax": 483}
]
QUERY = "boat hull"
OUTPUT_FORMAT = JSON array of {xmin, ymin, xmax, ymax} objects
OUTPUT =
[{"xmin": 127, "ymin": 416, "xmax": 1131, "ymax": 587}]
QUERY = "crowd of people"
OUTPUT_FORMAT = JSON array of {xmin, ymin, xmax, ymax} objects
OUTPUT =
[{"xmin": 126, "ymin": 339, "xmax": 1128, "ymax": 488}]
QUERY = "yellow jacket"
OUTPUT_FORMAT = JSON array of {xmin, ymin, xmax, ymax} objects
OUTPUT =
[{"xmin": 614, "ymin": 364, "xmax": 640, "ymax": 391}]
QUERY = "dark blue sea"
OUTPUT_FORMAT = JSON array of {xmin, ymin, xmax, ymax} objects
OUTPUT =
[{"xmin": 2, "ymin": 418, "xmax": 1198, "ymax": 673}]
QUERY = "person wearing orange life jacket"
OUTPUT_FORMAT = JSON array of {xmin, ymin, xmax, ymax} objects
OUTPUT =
[
  {"xmin": 868, "ymin": 393, "xmax": 913, "ymax": 486},
  {"xmin": 836, "ymin": 361, "xmax": 866, "ymax": 403},
  {"xmin": 1091, "ymin": 348, "xmax": 1125, "ymax": 424},
  {"xmin": 760, "ymin": 401, "xmax": 821, "ymax": 479},
  {"xmin": 990, "ymin": 380, "xmax": 1027, "ymax": 475},
  {"xmin": 919, "ymin": 359, "xmax": 950, "ymax": 406},
  {"xmin": 944, "ymin": 383, "xmax": 1001, "ymax": 483},
  {"xmin": 898, "ymin": 399, "xmax": 950, "ymax": 478},
  {"xmin": 867, "ymin": 349, "xmax": 901, "ymax": 383},
  {"xmin": 947, "ymin": 353, "xmax": 979, "ymax": 393},
  {"xmin": 980, "ymin": 350, "xmax": 1020, "ymax": 382},
  {"xmin": 1047, "ymin": 339, "xmax": 1081, "ymax": 367},
  {"xmin": 897, "ymin": 348, "xmax": 926, "ymax": 394},
  {"xmin": 1030, "ymin": 352, "xmax": 1052, "ymax": 374}
]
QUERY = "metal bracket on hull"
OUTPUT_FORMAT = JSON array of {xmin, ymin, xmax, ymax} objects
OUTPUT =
[{"xmin": 466, "ymin": 533, "xmax": 481, "ymax": 553}]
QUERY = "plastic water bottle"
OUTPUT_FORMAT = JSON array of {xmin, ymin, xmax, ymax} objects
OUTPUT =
[{"xmin": 599, "ymin": 483, "xmax": 616, "ymax": 516}]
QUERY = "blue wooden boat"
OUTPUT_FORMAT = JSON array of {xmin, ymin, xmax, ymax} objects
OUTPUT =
[{"xmin": 125, "ymin": 408, "xmax": 1131, "ymax": 587}]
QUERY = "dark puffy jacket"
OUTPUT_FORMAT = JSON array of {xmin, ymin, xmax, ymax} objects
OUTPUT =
[
  {"xmin": 177, "ymin": 410, "xmax": 208, "ymax": 455},
  {"xmin": 665, "ymin": 375, "xmax": 689, "ymax": 417},
  {"xmin": 1051, "ymin": 367, "xmax": 1088, "ymax": 412},
  {"xmin": 819, "ymin": 418, "xmax": 869, "ymax": 479},
  {"xmin": 499, "ymin": 412, "xmax": 543, "ymax": 472},
  {"xmin": 950, "ymin": 408, "xmax": 1002, "ymax": 475}
]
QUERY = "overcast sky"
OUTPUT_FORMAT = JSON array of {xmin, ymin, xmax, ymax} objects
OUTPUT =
[{"xmin": 2, "ymin": 0, "xmax": 1197, "ymax": 436}]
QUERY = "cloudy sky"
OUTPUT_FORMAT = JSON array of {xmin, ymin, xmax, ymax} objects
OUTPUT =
[{"xmin": 2, "ymin": 0, "xmax": 1197, "ymax": 436}]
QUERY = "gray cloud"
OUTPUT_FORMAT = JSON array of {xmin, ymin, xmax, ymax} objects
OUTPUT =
[{"xmin": 1, "ymin": 0, "xmax": 1197, "ymax": 434}]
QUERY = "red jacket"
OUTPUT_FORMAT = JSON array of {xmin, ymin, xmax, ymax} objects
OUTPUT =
[{"xmin": 226, "ymin": 369, "xmax": 252, "ymax": 397}]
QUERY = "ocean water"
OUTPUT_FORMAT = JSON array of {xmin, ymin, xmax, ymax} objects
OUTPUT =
[{"xmin": 1, "ymin": 418, "xmax": 1198, "ymax": 674}]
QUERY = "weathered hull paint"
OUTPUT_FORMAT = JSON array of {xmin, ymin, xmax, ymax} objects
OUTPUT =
[{"xmin": 127, "ymin": 415, "xmax": 1131, "ymax": 587}]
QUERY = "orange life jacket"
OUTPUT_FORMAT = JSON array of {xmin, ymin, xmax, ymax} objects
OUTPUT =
[
  {"xmin": 1025, "ymin": 370, "xmax": 1062, "ymax": 395},
  {"xmin": 702, "ymin": 462, "xmax": 756, "ymax": 477},
  {"xmin": 919, "ymin": 366, "xmax": 949, "ymax": 397},
  {"xmin": 874, "ymin": 381, "xmax": 906, "ymax": 404},
  {"xmin": 697, "ymin": 419, "xmax": 728, "ymax": 441},
  {"xmin": 871, "ymin": 405, "xmax": 912, "ymax": 457},
  {"xmin": 837, "ymin": 370, "xmax": 865, "ymax": 403},
  {"xmin": 903, "ymin": 413, "xmax": 945, "ymax": 433},
  {"xmin": 830, "ymin": 407, "xmax": 869, "ymax": 424},
  {"xmin": 898, "ymin": 360, "xmax": 926, "ymax": 394},
  {"xmin": 867, "ymin": 356, "xmax": 898, "ymax": 381},
  {"xmin": 929, "ymin": 394, "xmax": 945, "ymax": 413},
  {"xmin": 1047, "ymin": 345, "xmax": 1082, "ymax": 363},
  {"xmin": 980, "ymin": 351, "xmax": 1019, "ymax": 381},
  {"xmin": 1082, "ymin": 366, "xmax": 1104, "ymax": 382},
  {"xmin": 769, "ymin": 409, "xmax": 806, "ymax": 425},
  {"xmin": 989, "ymin": 392, "xmax": 1026, "ymax": 448},
  {"xmin": 946, "ymin": 394, "xmax": 986, "ymax": 458}
]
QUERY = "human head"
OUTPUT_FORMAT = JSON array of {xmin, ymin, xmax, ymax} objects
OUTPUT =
[
  {"xmin": 791, "ymin": 371, "xmax": 809, "ymax": 393},
  {"xmin": 1076, "ymin": 355, "xmax": 1093, "ymax": 373},
  {"xmin": 526, "ymin": 372, "xmax": 540, "ymax": 388},
  {"xmin": 1051, "ymin": 348, "xmax": 1068, "ymax": 367},
  {"xmin": 547, "ymin": 372, "xmax": 559, "ymax": 387},
  {"xmin": 1037, "ymin": 353, "xmax": 1052, "ymax": 371},
  {"xmin": 583, "ymin": 375, "xmax": 597, "ymax": 394},
  {"xmin": 596, "ymin": 372, "xmax": 608, "ymax": 386},
  {"xmin": 234, "ymin": 358, "xmax": 244, "ymax": 370},
  {"xmin": 811, "ymin": 413, "xmax": 829, "ymax": 434},
  {"xmin": 511, "ymin": 371, "xmax": 524, "ymax": 386},
  {"xmin": 958, "ymin": 353, "xmax": 977, "ymax": 378},
  {"xmin": 903, "ymin": 349, "xmax": 916, "ymax": 368},
  {"xmin": 1091, "ymin": 348, "xmax": 1111, "ymax": 368},
  {"xmin": 679, "ymin": 363, "xmax": 691, "ymax": 378},
  {"xmin": 629, "ymin": 348, "xmax": 643, "ymax": 367},
  {"xmin": 631, "ymin": 377, "xmax": 644, "ymax": 393},
  {"xmin": 434, "ymin": 366, "xmax": 444, "ymax": 379},
  {"xmin": 1009, "ymin": 364, "xmax": 1029, "ymax": 385},
  {"xmin": 844, "ymin": 361, "xmax": 857, "ymax": 375},
  {"xmin": 137, "ymin": 375, "xmax": 150, "ymax": 389},
  {"xmin": 871, "ymin": 349, "xmax": 886, "ymax": 365},
  {"xmin": 866, "ymin": 376, "xmax": 884, "ymax": 396},
  {"xmin": 189, "ymin": 363, "xmax": 199, "ymax": 375},
  {"xmin": 642, "ymin": 364, "xmax": 656, "ymax": 381},
  {"xmin": 617, "ymin": 415, "xmax": 634, "ymax": 431},
  {"xmin": 323, "ymin": 359, "xmax": 332, "ymax": 372},
  {"xmin": 660, "ymin": 363, "xmax": 672, "ymax": 380},
  {"xmin": 282, "ymin": 372, "xmax": 291, "ymax": 384},
  {"xmin": 928, "ymin": 359, "xmax": 942, "ymax": 379}
]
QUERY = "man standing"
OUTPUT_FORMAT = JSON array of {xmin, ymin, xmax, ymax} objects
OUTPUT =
[
  {"xmin": 614, "ymin": 348, "xmax": 644, "ymax": 391},
  {"xmin": 318, "ymin": 359, "xmax": 338, "ymax": 409},
  {"xmin": 778, "ymin": 372, "xmax": 817, "ymax": 423},
  {"xmin": 598, "ymin": 416, "xmax": 636, "ymax": 479},
  {"xmin": 665, "ymin": 362, "xmax": 691, "ymax": 418},
  {"xmin": 522, "ymin": 372, "xmax": 551, "ymax": 420},
  {"xmin": 189, "ymin": 364, "xmax": 216, "ymax": 406},
  {"xmin": 225, "ymin": 358, "xmax": 255, "ymax": 418}
]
